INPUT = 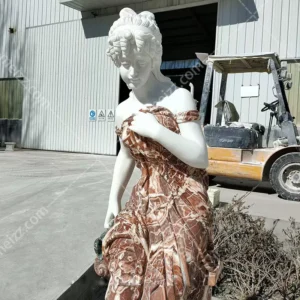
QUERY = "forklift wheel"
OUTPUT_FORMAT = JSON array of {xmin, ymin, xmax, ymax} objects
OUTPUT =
[{"xmin": 270, "ymin": 153, "xmax": 300, "ymax": 201}]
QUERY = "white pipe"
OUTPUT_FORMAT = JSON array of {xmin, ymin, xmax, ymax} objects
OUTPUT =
[{"xmin": 189, "ymin": 82, "xmax": 194, "ymax": 97}]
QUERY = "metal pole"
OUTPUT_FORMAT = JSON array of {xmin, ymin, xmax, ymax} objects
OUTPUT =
[
  {"xmin": 199, "ymin": 62, "xmax": 213, "ymax": 126},
  {"xmin": 215, "ymin": 72, "xmax": 228, "ymax": 125}
]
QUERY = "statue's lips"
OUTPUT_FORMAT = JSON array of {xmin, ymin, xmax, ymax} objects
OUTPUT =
[{"xmin": 129, "ymin": 78, "xmax": 140, "ymax": 84}]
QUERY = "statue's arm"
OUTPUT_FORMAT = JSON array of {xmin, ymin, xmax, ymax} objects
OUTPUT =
[
  {"xmin": 154, "ymin": 124, "xmax": 208, "ymax": 169},
  {"xmin": 154, "ymin": 89, "xmax": 208, "ymax": 169},
  {"xmin": 104, "ymin": 109, "xmax": 135, "ymax": 228},
  {"xmin": 131, "ymin": 90, "xmax": 208, "ymax": 169},
  {"xmin": 110, "ymin": 139, "xmax": 135, "ymax": 202}
]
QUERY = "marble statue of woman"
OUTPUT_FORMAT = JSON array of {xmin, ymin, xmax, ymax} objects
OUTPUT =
[{"xmin": 94, "ymin": 7, "xmax": 220, "ymax": 300}]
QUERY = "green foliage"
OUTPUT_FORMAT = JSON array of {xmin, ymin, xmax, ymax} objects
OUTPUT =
[{"xmin": 0, "ymin": 80, "xmax": 23, "ymax": 119}]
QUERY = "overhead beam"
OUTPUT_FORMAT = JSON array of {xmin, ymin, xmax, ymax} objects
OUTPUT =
[
  {"xmin": 189, "ymin": 9, "xmax": 208, "ymax": 36},
  {"xmin": 161, "ymin": 27, "xmax": 201, "ymax": 37},
  {"xmin": 241, "ymin": 59, "xmax": 252, "ymax": 69},
  {"xmin": 188, "ymin": 8, "xmax": 214, "ymax": 49},
  {"xmin": 213, "ymin": 62, "xmax": 225, "ymax": 72},
  {"xmin": 163, "ymin": 47, "xmax": 212, "ymax": 60}
]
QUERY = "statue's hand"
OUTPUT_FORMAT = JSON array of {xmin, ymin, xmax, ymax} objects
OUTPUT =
[
  {"xmin": 129, "ymin": 111, "xmax": 161, "ymax": 139},
  {"xmin": 104, "ymin": 199, "xmax": 120, "ymax": 229}
]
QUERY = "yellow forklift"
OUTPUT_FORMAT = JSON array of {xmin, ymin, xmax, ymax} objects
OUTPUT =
[{"xmin": 197, "ymin": 53, "xmax": 300, "ymax": 201}]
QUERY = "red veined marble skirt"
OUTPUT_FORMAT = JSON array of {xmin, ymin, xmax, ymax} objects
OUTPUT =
[{"xmin": 95, "ymin": 105, "xmax": 219, "ymax": 300}]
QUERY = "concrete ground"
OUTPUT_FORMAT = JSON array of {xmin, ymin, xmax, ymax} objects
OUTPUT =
[
  {"xmin": 210, "ymin": 176, "xmax": 300, "ymax": 241},
  {"xmin": 211, "ymin": 177, "xmax": 300, "ymax": 222},
  {"xmin": 0, "ymin": 150, "xmax": 299, "ymax": 300}
]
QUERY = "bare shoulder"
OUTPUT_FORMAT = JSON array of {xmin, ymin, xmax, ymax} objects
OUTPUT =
[
  {"xmin": 116, "ymin": 99, "xmax": 129, "ymax": 114},
  {"xmin": 115, "ymin": 99, "xmax": 131, "ymax": 126},
  {"xmin": 167, "ymin": 87, "xmax": 197, "ymax": 113}
]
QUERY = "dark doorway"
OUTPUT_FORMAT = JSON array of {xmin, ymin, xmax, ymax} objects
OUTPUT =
[
  {"xmin": 156, "ymin": 4, "xmax": 218, "ymax": 61},
  {"xmin": 117, "ymin": 78, "xmax": 130, "ymax": 153}
]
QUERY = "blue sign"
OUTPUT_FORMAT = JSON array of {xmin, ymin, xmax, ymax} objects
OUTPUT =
[{"xmin": 89, "ymin": 109, "xmax": 96, "ymax": 121}]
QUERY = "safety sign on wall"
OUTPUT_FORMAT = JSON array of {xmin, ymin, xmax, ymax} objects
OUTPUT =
[
  {"xmin": 97, "ymin": 109, "xmax": 106, "ymax": 121},
  {"xmin": 106, "ymin": 109, "xmax": 115, "ymax": 122},
  {"xmin": 89, "ymin": 109, "xmax": 96, "ymax": 122}
]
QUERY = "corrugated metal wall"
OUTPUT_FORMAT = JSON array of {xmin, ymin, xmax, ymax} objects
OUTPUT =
[
  {"xmin": 213, "ymin": 0, "xmax": 300, "ymax": 127},
  {"xmin": 0, "ymin": 0, "xmax": 81, "ymax": 78},
  {"xmin": 25, "ymin": 0, "xmax": 81, "ymax": 27},
  {"xmin": 22, "ymin": 19, "xmax": 120, "ymax": 154},
  {"xmin": 0, "ymin": 0, "xmax": 26, "ymax": 78},
  {"xmin": 1, "ymin": 0, "xmax": 120, "ymax": 154}
]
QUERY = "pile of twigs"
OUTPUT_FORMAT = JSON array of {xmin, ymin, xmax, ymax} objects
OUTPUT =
[{"xmin": 213, "ymin": 196, "xmax": 300, "ymax": 300}]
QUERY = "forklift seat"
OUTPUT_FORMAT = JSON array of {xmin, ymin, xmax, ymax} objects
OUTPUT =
[
  {"xmin": 204, "ymin": 124, "xmax": 264, "ymax": 149},
  {"xmin": 216, "ymin": 100, "xmax": 265, "ymax": 135},
  {"xmin": 228, "ymin": 122, "xmax": 265, "ymax": 135},
  {"xmin": 206, "ymin": 100, "xmax": 265, "ymax": 149}
]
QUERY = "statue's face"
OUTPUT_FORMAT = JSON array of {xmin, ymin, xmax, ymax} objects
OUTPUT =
[{"xmin": 119, "ymin": 47, "xmax": 152, "ymax": 90}]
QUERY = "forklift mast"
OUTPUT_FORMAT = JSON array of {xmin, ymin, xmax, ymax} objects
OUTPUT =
[{"xmin": 269, "ymin": 59, "xmax": 298, "ymax": 145}]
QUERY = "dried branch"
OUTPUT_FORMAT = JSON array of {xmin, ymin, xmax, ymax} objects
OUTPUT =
[{"xmin": 213, "ymin": 197, "xmax": 300, "ymax": 300}]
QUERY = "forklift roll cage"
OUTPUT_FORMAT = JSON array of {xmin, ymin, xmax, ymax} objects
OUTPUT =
[{"xmin": 198, "ymin": 52, "xmax": 298, "ymax": 146}]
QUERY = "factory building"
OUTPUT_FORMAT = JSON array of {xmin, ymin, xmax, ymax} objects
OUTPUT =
[{"xmin": 1, "ymin": 0, "xmax": 299, "ymax": 155}]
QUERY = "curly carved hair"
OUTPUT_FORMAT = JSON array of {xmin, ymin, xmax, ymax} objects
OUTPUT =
[{"xmin": 107, "ymin": 8, "xmax": 170, "ymax": 82}]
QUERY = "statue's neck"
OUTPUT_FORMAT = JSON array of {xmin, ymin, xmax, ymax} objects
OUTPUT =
[{"xmin": 131, "ymin": 72, "xmax": 174, "ymax": 105}]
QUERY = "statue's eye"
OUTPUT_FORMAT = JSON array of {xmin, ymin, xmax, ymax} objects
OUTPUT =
[{"xmin": 121, "ymin": 61, "xmax": 130, "ymax": 68}]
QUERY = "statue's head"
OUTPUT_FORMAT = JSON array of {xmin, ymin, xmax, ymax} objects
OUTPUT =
[{"xmin": 107, "ymin": 8, "xmax": 170, "ymax": 90}]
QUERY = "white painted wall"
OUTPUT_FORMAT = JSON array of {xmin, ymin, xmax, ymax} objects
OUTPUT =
[{"xmin": 212, "ymin": 0, "xmax": 300, "ymax": 127}]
